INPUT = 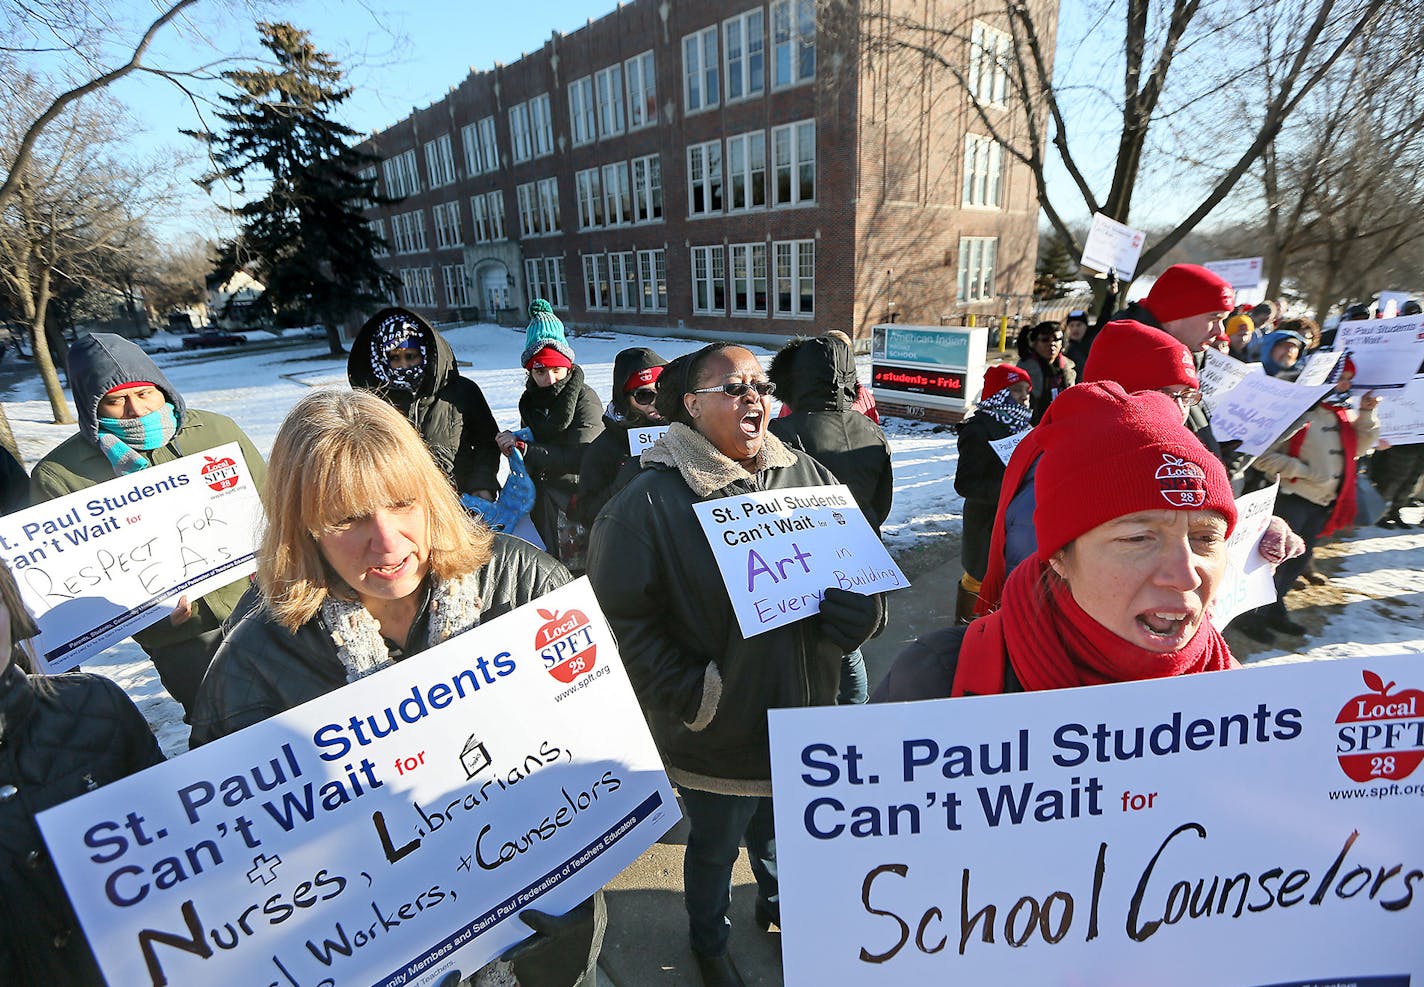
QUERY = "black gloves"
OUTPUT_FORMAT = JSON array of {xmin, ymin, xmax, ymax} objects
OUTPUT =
[
  {"xmin": 498, "ymin": 896, "xmax": 599, "ymax": 984},
  {"xmin": 818, "ymin": 587, "xmax": 883, "ymax": 651}
]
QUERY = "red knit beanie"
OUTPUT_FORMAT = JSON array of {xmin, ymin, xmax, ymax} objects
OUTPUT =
[
  {"xmin": 525, "ymin": 345, "xmax": 573, "ymax": 370},
  {"xmin": 982, "ymin": 363, "xmax": 1031, "ymax": 399},
  {"xmin": 105, "ymin": 380, "xmax": 157, "ymax": 395},
  {"xmin": 624, "ymin": 364, "xmax": 664, "ymax": 392},
  {"xmin": 1083, "ymin": 320, "xmax": 1198, "ymax": 392},
  {"xmin": 1033, "ymin": 382, "xmax": 1236, "ymax": 561},
  {"xmin": 1143, "ymin": 265, "xmax": 1235, "ymax": 324}
]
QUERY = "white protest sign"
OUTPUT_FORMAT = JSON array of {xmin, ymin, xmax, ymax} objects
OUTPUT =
[
  {"xmin": 1377, "ymin": 374, "xmax": 1424, "ymax": 445},
  {"xmin": 1080, "ymin": 213, "xmax": 1146, "ymax": 279},
  {"xmin": 1210, "ymin": 373, "xmax": 1331, "ymax": 457},
  {"xmin": 627, "ymin": 424, "xmax": 669, "ymax": 456},
  {"xmin": 37, "ymin": 578, "xmax": 679, "ymax": 987},
  {"xmin": 0, "ymin": 443, "xmax": 260, "ymax": 672},
  {"xmin": 1335, "ymin": 315, "xmax": 1424, "ymax": 390},
  {"xmin": 989, "ymin": 430, "xmax": 1029, "ymax": 466},
  {"xmin": 770, "ymin": 652, "xmax": 1424, "ymax": 985},
  {"xmin": 1377, "ymin": 291, "xmax": 1410, "ymax": 319},
  {"xmin": 1199, "ymin": 349, "xmax": 1263, "ymax": 415},
  {"xmin": 691, "ymin": 484, "xmax": 908, "ymax": 638},
  {"xmin": 1202, "ymin": 257, "xmax": 1264, "ymax": 290},
  {"xmin": 1209, "ymin": 482, "xmax": 1279, "ymax": 628},
  {"xmin": 1294, "ymin": 350, "xmax": 1343, "ymax": 387}
]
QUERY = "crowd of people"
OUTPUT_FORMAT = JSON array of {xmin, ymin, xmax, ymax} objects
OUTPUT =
[{"xmin": 0, "ymin": 267, "xmax": 1419, "ymax": 985}]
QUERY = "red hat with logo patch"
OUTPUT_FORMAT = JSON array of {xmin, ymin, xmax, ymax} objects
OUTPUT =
[
  {"xmin": 1032, "ymin": 381, "xmax": 1236, "ymax": 560},
  {"xmin": 1083, "ymin": 320, "xmax": 1198, "ymax": 392},
  {"xmin": 981, "ymin": 363, "xmax": 1031, "ymax": 400}
]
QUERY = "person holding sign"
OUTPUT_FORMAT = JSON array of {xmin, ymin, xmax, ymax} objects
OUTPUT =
[
  {"xmin": 877, "ymin": 382, "xmax": 1240, "ymax": 702},
  {"xmin": 0, "ymin": 557, "xmax": 165, "ymax": 987},
  {"xmin": 28, "ymin": 333, "xmax": 266, "ymax": 717},
  {"xmin": 587, "ymin": 344, "xmax": 884, "ymax": 987},
  {"xmin": 574, "ymin": 346, "xmax": 668, "ymax": 528},
  {"xmin": 1236, "ymin": 361, "xmax": 1379, "ymax": 640},
  {"xmin": 953, "ymin": 363, "xmax": 1032, "ymax": 623},
  {"xmin": 189, "ymin": 390, "xmax": 606, "ymax": 985}
]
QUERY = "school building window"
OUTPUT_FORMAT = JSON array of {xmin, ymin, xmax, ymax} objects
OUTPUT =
[
  {"xmin": 400, "ymin": 267, "xmax": 435, "ymax": 308},
  {"xmin": 576, "ymin": 168, "xmax": 603, "ymax": 229},
  {"xmin": 631, "ymin": 154, "xmax": 663, "ymax": 223},
  {"xmin": 602, "ymin": 162, "xmax": 632, "ymax": 226},
  {"xmin": 730, "ymin": 243, "xmax": 768, "ymax": 316},
  {"xmin": 774, "ymin": 239, "xmax": 814, "ymax": 317},
  {"xmin": 443, "ymin": 264, "xmax": 472, "ymax": 307},
  {"xmin": 582, "ymin": 254, "xmax": 611, "ymax": 310},
  {"xmin": 683, "ymin": 26, "xmax": 719, "ymax": 113},
  {"xmin": 609, "ymin": 252, "xmax": 637, "ymax": 311},
  {"xmin": 962, "ymin": 134, "xmax": 1004, "ymax": 208},
  {"xmin": 625, "ymin": 51, "xmax": 657, "ymax": 130},
  {"xmin": 509, "ymin": 101, "xmax": 533, "ymax": 163},
  {"xmin": 691, "ymin": 245, "xmax": 726, "ymax": 315},
  {"xmin": 425, "ymin": 134, "xmax": 456, "ymax": 187},
  {"xmin": 772, "ymin": 120, "xmax": 815, "ymax": 206},
  {"xmin": 545, "ymin": 257, "xmax": 568, "ymax": 309},
  {"xmin": 462, "ymin": 116, "xmax": 500, "ymax": 175},
  {"xmin": 471, "ymin": 191, "xmax": 505, "ymax": 242},
  {"xmin": 969, "ymin": 21, "xmax": 1011, "ymax": 106},
  {"xmin": 529, "ymin": 94, "xmax": 554, "ymax": 157},
  {"xmin": 638, "ymin": 248, "xmax": 667, "ymax": 312},
  {"xmin": 724, "ymin": 8, "xmax": 765, "ymax": 102},
  {"xmin": 771, "ymin": 0, "xmax": 815, "ymax": 88},
  {"xmin": 595, "ymin": 64, "xmax": 625, "ymax": 138},
  {"xmin": 432, "ymin": 201, "xmax": 463, "ymax": 248},
  {"xmin": 687, "ymin": 140, "xmax": 724, "ymax": 217},
  {"xmin": 727, "ymin": 131, "xmax": 767, "ymax": 211},
  {"xmin": 382, "ymin": 148, "xmax": 420, "ymax": 198},
  {"xmin": 370, "ymin": 218, "xmax": 388, "ymax": 256},
  {"xmin": 569, "ymin": 76, "xmax": 596, "ymax": 146},
  {"xmin": 957, "ymin": 236, "xmax": 998, "ymax": 302}
]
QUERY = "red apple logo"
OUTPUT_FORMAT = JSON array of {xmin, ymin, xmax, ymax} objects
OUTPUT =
[
  {"xmin": 201, "ymin": 454, "xmax": 240, "ymax": 492},
  {"xmin": 1335, "ymin": 670, "xmax": 1424, "ymax": 783},
  {"xmin": 535, "ymin": 608, "xmax": 597, "ymax": 684}
]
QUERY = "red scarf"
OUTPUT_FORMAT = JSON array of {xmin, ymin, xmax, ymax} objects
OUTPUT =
[
  {"xmin": 973, "ymin": 426, "xmax": 1047, "ymax": 616},
  {"xmin": 1286, "ymin": 403, "xmax": 1357, "ymax": 538},
  {"xmin": 953, "ymin": 557, "xmax": 1238, "ymax": 696}
]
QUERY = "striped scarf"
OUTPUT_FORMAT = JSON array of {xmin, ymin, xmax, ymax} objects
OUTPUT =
[{"xmin": 95, "ymin": 403, "xmax": 178, "ymax": 475}]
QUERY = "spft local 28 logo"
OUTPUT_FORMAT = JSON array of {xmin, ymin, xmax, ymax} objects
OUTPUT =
[
  {"xmin": 200, "ymin": 453, "xmax": 240, "ymax": 492},
  {"xmin": 1335, "ymin": 670, "xmax": 1424, "ymax": 782},
  {"xmin": 535, "ymin": 607, "xmax": 597, "ymax": 684}
]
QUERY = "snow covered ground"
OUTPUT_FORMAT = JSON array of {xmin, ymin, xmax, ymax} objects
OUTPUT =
[{"xmin": 3, "ymin": 321, "xmax": 1420, "ymax": 753}]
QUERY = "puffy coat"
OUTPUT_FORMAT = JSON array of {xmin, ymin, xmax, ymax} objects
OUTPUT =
[
  {"xmin": 587, "ymin": 426, "xmax": 868, "ymax": 795},
  {"xmin": 520, "ymin": 364, "xmax": 604, "ymax": 553},
  {"xmin": 349, "ymin": 309, "xmax": 501, "ymax": 495},
  {"xmin": 0, "ymin": 446, "xmax": 28, "ymax": 516},
  {"xmin": 574, "ymin": 348, "xmax": 666, "ymax": 528},
  {"xmin": 767, "ymin": 337, "xmax": 893, "ymax": 531},
  {"xmin": 29, "ymin": 333, "xmax": 267, "ymax": 651},
  {"xmin": 953, "ymin": 411, "xmax": 1017, "ymax": 581},
  {"xmin": 0, "ymin": 664, "xmax": 164, "ymax": 986},
  {"xmin": 1253, "ymin": 402, "xmax": 1380, "ymax": 508}
]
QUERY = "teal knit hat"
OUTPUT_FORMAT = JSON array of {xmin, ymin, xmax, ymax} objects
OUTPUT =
[{"xmin": 521, "ymin": 299, "xmax": 575, "ymax": 367}]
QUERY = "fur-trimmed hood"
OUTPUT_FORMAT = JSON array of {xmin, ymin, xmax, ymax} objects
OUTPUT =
[{"xmin": 640, "ymin": 422, "xmax": 797, "ymax": 497}]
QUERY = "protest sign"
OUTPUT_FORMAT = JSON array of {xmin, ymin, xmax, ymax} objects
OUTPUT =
[
  {"xmin": 1377, "ymin": 291, "xmax": 1410, "ymax": 319},
  {"xmin": 1202, "ymin": 257, "xmax": 1264, "ymax": 291},
  {"xmin": 692, "ymin": 484, "xmax": 908, "ymax": 637},
  {"xmin": 1294, "ymin": 350, "xmax": 1343, "ymax": 387},
  {"xmin": 1209, "ymin": 373, "xmax": 1331, "ymax": 457},
  {"xmin": 1377, "ymin": 375, "xmax": 1424, "ymax": 445},
  {"xmin": 1198, "ymin": 349, "xmax": 1262, "ymax": 415},
  {"xmin": 770, "ymin": 652, "xmax": 1424, "ymax": 985},
  {"xmin": 627, "ymin": 424, "xmax": 669, "ymax": 456},
  {"xmin": 1080, "ymin": 213, "xmax": 1146, "ymax": 279},
  {"xmin": 989, "ymin": 430, "xmax": 1029, "ymax": 466},
  {"xmin": 0, "ymin": 443, "xmax": 260, "ymax": 672},
  {"xmin": 1334, "ymin": 315, "xmax": 1424, "ymax": 390},
  {"xmin": 37, "ymin": 578, "xmax": 679, "ymax": 987},
  {"xmin": 1209, "ymin": 482, "xmax": 1279, "ymax": 628}
]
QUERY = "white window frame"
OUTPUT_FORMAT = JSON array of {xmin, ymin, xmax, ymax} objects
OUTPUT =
[
  {"xmin": 958, "ymin": 236, "xmax": 998, "ymax": 303},
  {"xmin": 691, "ymin": 244, "xmax": 726, "ymax": 315},
  {"xmin": 443, "ymin": 264, "xmax": 472, "ymax": 307},
  {"xmin": 525, "ymin": 258, "xmax": 547, "ymax": 307},
  {"xmin": 771, "ymin": 0, "xmax": 816, "ymax": 88},
  {"xmin": 774, "ymin": 239, "xmax": 814, "ymax": 318},
  {"xmin": 683, "ymin": 26, "xmax": 720, "ymax": 113},
  {"xmin": 370, "ymin": 218, "xmax": 388, "ymax": 257},
  {"xmin": 631, "ymin": 154, "xmax": 663, "ymax": 223},
  {"xmin": 537, "ymin": 177, "xmax": 561, "ymax": 234},
  {"xmin": 724, "ymin": 8, "xmax": 765, "ymax": 103},
  {"xmin": 529, "ymin": 94, "xmax": 554, "ymax": 158},
  {"xmin": 461, "ymin": 117, "xmax": 500, "ymax": 175},
  {"xmin": 962, "ymin": 133, "xmax": 1004, "ymax": 208},
  {"xmin": 545, "ymin": 257, "xmax": 568, "ymax": 309},
  {"xmin": 602, "ymin": 161, "xmax": 632, "ymax": 226},
  {"xmin": 382, "ymin": 148, "xmax": 420, "ymax": 198},
  {"xmin": 582, "ymin": 253, "xmax": 610, "ymax": 311},
  {"xmin": 569, "ymin": 76, "xmax": 596, "ymax": 146},
  {"xmin": 595, "ymin": 64, "xmax": 626, "ymax": 138},
  {"xmin": 730, "ymin": 242, "xmax": 768, "ymax": 316},
  {"xmin": 726, "ymin": 130, "xmax": 767, "ymax": 211},
  {"xmin": 638, "ymin": 248, "xmax": 668, "ymax": 313},
  {"xmin": 771, "ymin": 120, "xmax": 815, "ymax": 207},
  {"xmin": 425, "ymin": 134, "xmax": 456, "ymax": 187},
  {"xmin": 575, "ymin": 168, "xmax": 603, "ymax": 229},
  {"xmin": 969, "ymin": 21, "xmax": 1012, "ymax": 106},
  {"xmin": 399, "ymin": 209, "xmax": 427, "ymax": 252},
  {"xmin": 433, "ymin": 201, "xmax": 463, "ymax": 248},
  {"xmin": 609, "ymin": 251, "xmax": 637, "ymax": 311},
  {"xmin": 400, "ymin": 267, "xmax": 436, "ymax": 308},
  {"xmin": 687, "ymin": 140, "xmax": 724, "ymax": 217},
  {"xmin": 517, "ymin": 182, "xmax": 541, "ymax": 237},
  {"xmin": 625, "ymin": 51, "xmax": 657, "ymax": 130},
  {"xmin": 509, "ymin": 102, "xmax": 533, "ymax": 163}
]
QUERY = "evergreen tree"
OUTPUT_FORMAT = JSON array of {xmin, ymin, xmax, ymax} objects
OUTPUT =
[
  {"xmin": 188, "ymin": 22, "xmax": 395, "ymax": 355},
  {"xmin": 1034, "ymin": 232, "xmax": 1079, "ymax": 301}
]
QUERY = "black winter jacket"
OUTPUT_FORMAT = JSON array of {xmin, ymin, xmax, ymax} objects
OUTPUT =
[
  {"xmin": 1017, "ymin": 351, "xmax": 1077, "ymax": 425},
  {"xmin": 954, "ymin": 412, "xmax": 1017, "ymax": 581},
  {"xmin": 574, "ymin": 348, "xmax": 667, "ymax": 528},
  {"xmin": 587, "ymin": 427, "xmax": 863, "ymax": 795},
  {"xmin": 768, "ymin": 337, "xmax": 894, "ymax": 531},
  {"xmin": 519, "ymin": 364, "xmax": 604, "ymax": 495},
  {"xmin": 349, "ymin": 309, "xmax": 501, "ymax": 495},
  {"xmin": 870, "ymin": 625, "xmax": 1023, "ymax": 701},
  {"xmin": 0, "ymin": 665, "xmax": 164, "ymax": 987}
]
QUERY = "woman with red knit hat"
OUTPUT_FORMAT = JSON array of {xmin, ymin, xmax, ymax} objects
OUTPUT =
[
  {"xmin": 953, "ymin": 363, "xmax": 1032, "ymax": 621},
  {"xmin": 877, "ymin": 382, "xmax": 1240, "ymax": 701}
]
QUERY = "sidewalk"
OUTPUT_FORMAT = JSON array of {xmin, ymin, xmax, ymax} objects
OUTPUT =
[{"xmin": 596, "ymin": 555, "xmax": 961, "ymax": 986}]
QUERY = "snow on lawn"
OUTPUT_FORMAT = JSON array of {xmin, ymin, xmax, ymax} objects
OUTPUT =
[{"xmin": 2, "ymin": 322, "xmax": 1418, "ymax": 754}]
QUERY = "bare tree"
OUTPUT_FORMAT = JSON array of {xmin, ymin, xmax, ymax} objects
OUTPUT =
[{"xmin": 861, "ymin": 0, "xmax": 1389, "ymax": 284}]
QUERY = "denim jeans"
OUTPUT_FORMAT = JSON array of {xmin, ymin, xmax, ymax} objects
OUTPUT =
[{"xmin": 679, "ymin": 787, "xmax": 778, "ymax": 957}]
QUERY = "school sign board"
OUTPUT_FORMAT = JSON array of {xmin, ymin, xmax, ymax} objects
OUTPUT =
[
  {"xmin": 37, "ymin": 579, "xmax": 680, "ymax": 987},
  {"xmin": 870, "ymin": 324, "xmax": 988, "ymax": 422},
  {"xmin": 769, "ymin": 652, "xmax": 1424, "ymax": 985},
  {"xmin": 0, "ymin": 443, "xmax": 262, "ymax": 672}
]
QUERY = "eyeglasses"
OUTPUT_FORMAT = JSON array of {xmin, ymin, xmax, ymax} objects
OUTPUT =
[
  {"xmin": 630, "ymin": 387, "xmax": 658, "ymax": 405},
  {"xmin": 691, "ymin": 380, "xmax": 777, "ymax": 398},
  {"xmin": 1163, "ymin": 387, "xmax": 1203, "ymax": 409}
]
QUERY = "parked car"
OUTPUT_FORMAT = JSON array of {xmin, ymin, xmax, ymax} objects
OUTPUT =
[{"xmin": 181, "ymin": 328, "xmax": 247, "ymax": 350}]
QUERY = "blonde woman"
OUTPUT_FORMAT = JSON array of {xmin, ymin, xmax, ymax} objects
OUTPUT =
[{"xmin": 189, "ymin": 389, "xmax": 603, "ymax": 986}]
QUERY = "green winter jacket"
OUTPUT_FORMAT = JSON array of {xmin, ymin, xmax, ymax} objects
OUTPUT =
[{"xmin": 29, "ymin": 334, "xmax": 267, "ymax": 651}]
